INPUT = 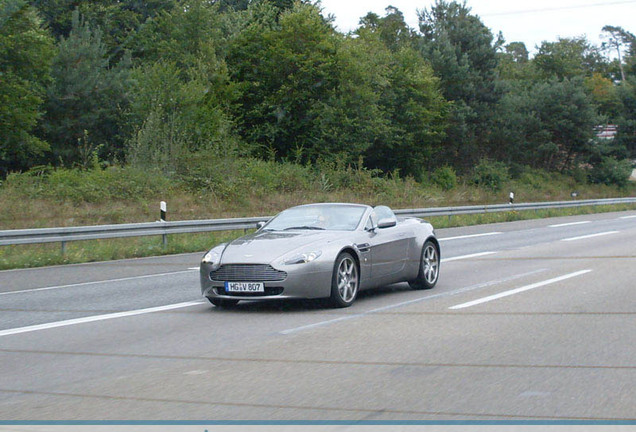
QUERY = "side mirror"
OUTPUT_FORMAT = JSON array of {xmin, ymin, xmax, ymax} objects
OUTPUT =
[
  {"xmin": 256, "ymin": 221, "xmax": 266, "ymax": 230},
  {"xmin": 377, "ymin": 217, "xmax": 397, "ymax": 229}
]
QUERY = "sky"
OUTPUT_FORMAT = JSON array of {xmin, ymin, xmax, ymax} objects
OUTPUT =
[{"xmin": 319, "ymin": 0, "xmax": 636, "ymax": 54}]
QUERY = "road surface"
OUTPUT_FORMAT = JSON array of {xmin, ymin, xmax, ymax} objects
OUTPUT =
[{"xmin": 1, "ymin": 211, "xmax": 635, "ymax": 421}]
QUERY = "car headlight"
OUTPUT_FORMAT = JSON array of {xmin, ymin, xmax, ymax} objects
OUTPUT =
[
  {"xmin": 202, "ymin": 245, "xmax": 224, "ymax": 268},
  {"xmin": 283, "ymin": 250, "xmax": 322, "ymax": 265}
]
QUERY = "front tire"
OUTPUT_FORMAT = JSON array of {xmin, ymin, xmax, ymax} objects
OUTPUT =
[
  {"xmin": 409, "ymin": 240, "xmax": 439, "ymax": 290},
  {"xmin": 330, "ymin": 252, "xmax": 359, "ymax": 308},
  {"xmin": 207, "ymin": 297, "xmax": 239, "ymax": 308}
]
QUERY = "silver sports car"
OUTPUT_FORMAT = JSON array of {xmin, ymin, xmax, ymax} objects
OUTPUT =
[{"xmin": 200, "ymin": 203, "xmax": 440, "ymax": 308}]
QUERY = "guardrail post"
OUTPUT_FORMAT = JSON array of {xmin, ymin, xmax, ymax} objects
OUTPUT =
[{"xmin": 61, "ymin": 241, "xmax": 66, "ymax": 256}]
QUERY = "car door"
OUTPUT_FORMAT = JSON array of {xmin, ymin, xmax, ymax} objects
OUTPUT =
[{"xmin": 365, "ymin": 208, "xmax": 410, "ymax": 280}]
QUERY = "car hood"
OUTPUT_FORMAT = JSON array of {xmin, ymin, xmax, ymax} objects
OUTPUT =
[{"xmin": 221, "ymin": 230, "xmax": 342, "ymax": 264}]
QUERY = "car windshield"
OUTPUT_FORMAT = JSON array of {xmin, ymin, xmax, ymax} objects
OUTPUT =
[{"xmin": 263, "ymin": 205, "xmax": 366, "ymax": 231}]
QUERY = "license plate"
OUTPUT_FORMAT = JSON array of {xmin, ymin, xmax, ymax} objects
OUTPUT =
[{"xmin": 225, "ymin": 282, "xmax": 265, "ymax": 293}]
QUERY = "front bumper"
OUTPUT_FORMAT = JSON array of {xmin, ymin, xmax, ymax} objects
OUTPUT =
[{"xmin": 200, "ymin": 261, "xmax": 333, "ymax": 301}]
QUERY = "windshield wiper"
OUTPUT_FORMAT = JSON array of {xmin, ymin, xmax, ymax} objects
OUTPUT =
[{"xmin": 283, "ymin": 226, "xmax": 325, "ymax": 230}]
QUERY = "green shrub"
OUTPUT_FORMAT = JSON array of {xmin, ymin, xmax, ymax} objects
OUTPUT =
[
  {"xmin": 588, "ymin": 157, "xmax": 632, "ymax": 187},
  {"xmin": 176, "ymin": 154, "xmax": 315, "ymax": 199},
  {"xmin": 472, "ymin": 159, "xmax": 511, "ymax": 191},
  {"xmin": 430, "ymin": 166, "xmax": 457, "ymax": 190},
  {"xmin": 3, "ymin": 166, "xmax": 172, "ymax": 203},
  {"xmin": 517, "ymin": 168, "xmax": 553, "ymax": 190},
  {"xmin": 273, "ymin": 161, "xmax": 312, "ymax": 192},
  {"xmin": 314, "ymin": 157, "xmax": 382, "ymax": 193}
]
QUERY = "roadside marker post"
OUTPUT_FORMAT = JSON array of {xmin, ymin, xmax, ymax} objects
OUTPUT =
[
  {"xmin": 160, "ymin": 201, "xmax": 168, "ymax": 248},
  {"xmin": 160, "ymin": 201, "xmax": 167, "ymax": 222}
]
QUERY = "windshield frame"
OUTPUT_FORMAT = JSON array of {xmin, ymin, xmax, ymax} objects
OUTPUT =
[{"xmin": 260, "ymin": 204, "xmax": 370, "ymax": 232}]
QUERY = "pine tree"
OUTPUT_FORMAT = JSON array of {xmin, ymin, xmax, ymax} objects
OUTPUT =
[
  {"xmin": 39, "ymin": 10, "xmax": 131, "ymax": 166},
  {"xmin": 0, "ymin": 0, "xmax": 55, "ymax": 175}
]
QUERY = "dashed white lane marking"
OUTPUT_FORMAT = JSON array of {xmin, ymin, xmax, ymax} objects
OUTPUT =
[
  {"xmin": 279, "ymin": 268, "xmax": 547, "ymax": 335},
  {"xmin": 0, "ymin": 270, "xmax": 198, "ymax": 297},
  {"xmin": 619, "ymin": 215, "xmax": 636, "ymax": 219},
  {"xmin": 441, "ymin": 251, "xmax": 497, "ymax": 263},
  {"xmin": 548, "ymin": 221, "xmax": 591, "ymax": 228},
  {"xmin": 449, "ymin": 270, "xmax": 592, "ymax": 310},
  {"xmin": 561, "ymin": 231, "xmax": 620, "ymax": 242},
  {"xmin": 439, "ymin": 232, "xmax": 502, "ymax": 241},
  {"xmin": 0, "ymin": 301, "xmax": 206, "ymax": 338}
]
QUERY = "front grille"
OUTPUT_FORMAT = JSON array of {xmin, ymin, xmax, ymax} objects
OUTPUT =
[
  {"xmin": 215, "ymin": 287, "xmax": 284, "ymax": 297},
  {"xmin": 210, "ymin": 264, "xmax": 287, "ymax": 282}
]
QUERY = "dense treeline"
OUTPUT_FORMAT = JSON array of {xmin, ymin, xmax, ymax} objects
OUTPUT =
[{"xmin": 1, "ymin": 0, "xmax": 635, "ymax": 187}]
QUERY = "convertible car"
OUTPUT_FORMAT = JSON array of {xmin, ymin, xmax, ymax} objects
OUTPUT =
[{"xmin": 200, "ymin": 203, "xmax": 440, "ymax": 308}]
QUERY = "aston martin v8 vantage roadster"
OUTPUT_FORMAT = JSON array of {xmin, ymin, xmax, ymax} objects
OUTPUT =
[{"xmin": 200, "ymin": 203, "xmax": 440, "ymax": 308}]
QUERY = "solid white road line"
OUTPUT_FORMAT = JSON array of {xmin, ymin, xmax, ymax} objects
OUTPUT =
[
  {"xmin": 439, "ymin": 232, "xmax": 502, "ymax": 241},
  {"xmin": 0, "ymin": 269, "xmax": 198, "ymax": 297},
  {"xmin": 561, "ymin": 231, "xmax": 620, "ymax": 242},
  {"xmin": 549, "ymin": 221, "xmax": 591, "ymax": 228},
  {"xmin": 0, "ymin": 301, "xmax": 206, "ymax": 338},
  {"xmin": 449, "ymin": 270, "xmax": 592, "ymax": 310},
  {"xmin": 441, "ymin": 251, "xmax": 497, "ymax": 263},
  {"xmin": 619, "ymin": 215, "xmax": 636, "ymax": 219}
]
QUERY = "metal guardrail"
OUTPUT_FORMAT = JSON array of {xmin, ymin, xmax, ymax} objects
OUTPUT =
[
  {"xmin": 1, "ymin": 198, "xmax": 635, "ymax": 252},
  {"xmin": 393, "ymin": 197, "xmax": 636, "ymax": 217}
]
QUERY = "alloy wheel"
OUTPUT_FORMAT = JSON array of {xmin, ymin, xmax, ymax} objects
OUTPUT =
[
  {"xmin": 422, "ymin": 244, "xmax": 439, "ymax": 284},
  {"xmin": 337, "ymin": 256, "xmax": 358, "ymax": 303}
]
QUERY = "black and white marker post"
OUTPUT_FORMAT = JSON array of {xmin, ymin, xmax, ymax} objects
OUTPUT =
[
  {"xmin": 509, "ymin": 192, "xmax": 515, "ymax": 205},
  {"xmin": 160, "ymin": 201, "xmax": 168, "ymax": 247},
  {"xmin": 160, "ymin": 201, "xmax": 167, "ymax": 222}
]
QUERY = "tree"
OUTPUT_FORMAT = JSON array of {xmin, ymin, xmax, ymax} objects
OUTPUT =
[
  {"xmin": 614, "ymin": 79, "xmax": 636, "ymax": 158},
  {"xmin": 308, "ymin": 33, "xmax": 390, "ymax": 166},
  {"xmin": 490, "ymin": 78, "xmax": 599, "ymax": 172},
  {"xmin": 216, "ymin": 0, "xmax": 251, "ymax": 13},
  {"xmin": 226, "ymin": 1, "xmax": 448, "ymax": 171},
  {"xmin": 126, "ymin": 61, "xmax": 234, "ymax": 170},
  {"xmin": 227, "ymin": 3, "xmax": 352, "ymax": 162},
  {"xmin": 29, "ymin": 0, "xmax": 175, "ymax": 56},
  {"xmin": 365, "ymin": 45, "xmax": 448, "ymax": 176},
  {"xmin": 418, "ymin": 0, "xmax": 502, "ymax": 169},
  {"xmin": 601, "ymin": 25, "xmax": 635, "ymax": 82},
  {"xmin": 585, "ymin": 72, "xmax": 622, "ymax": 119},
  {"xmin": 126, "ymin": 0, "xmax": 236, "ymax": 169},
  {"xmin": 357, "ymin": 6, "xmax": 418, "ymax": 52},
  {"xmin": 489, "ymin": 84, "xmax": 546, "ymax": 168},
  {"xmin": 497, "ymin": 41, "xmax": 538, "ymax": 82},
  {"xmin": 533, "ymin": 36, "xmax": 606, "ymax": 80},
  {"xmin": 504, "ymin": 42, "xmax": 529, "ymax": 64},
  {"xmin": 131, "ymin": 0, "xmax": 224, "ymax": 67},
  {"xmin": 533, "ymin": 78, "xmax": 598, "ymax": 172},
  {"xmin": 0, "ymin": 0, "xmax": 55, "ymax": 176},
  {"xmin": 39, "ymin": 10, "xmax": 131, "ymax": 165}
]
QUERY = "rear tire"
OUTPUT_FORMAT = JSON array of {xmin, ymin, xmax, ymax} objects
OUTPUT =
[
  {"xmin": 207, "ymin": 297, "xmax": 239, "ymax": 308},
  {"xmin": 330, "ymin": 252, "xmax": 359, "ymax": 308},
  {"xmin": 409, "ymin": 240, "xmax": 439, "ymax": 290}
]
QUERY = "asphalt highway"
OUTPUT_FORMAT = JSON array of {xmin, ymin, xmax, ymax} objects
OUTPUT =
[{"xmin": 0, "ymin": 210, "xmax": 635, "ymax": 420}]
